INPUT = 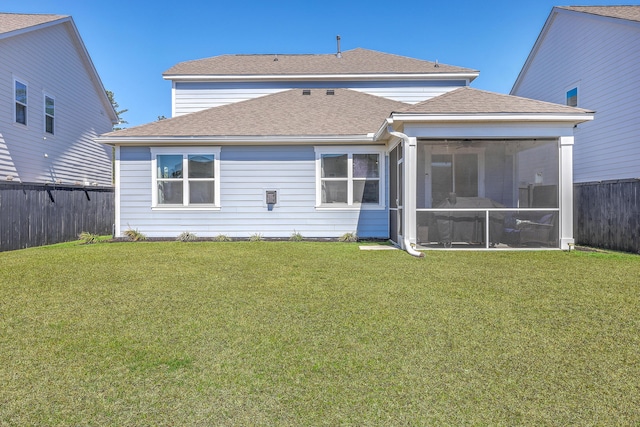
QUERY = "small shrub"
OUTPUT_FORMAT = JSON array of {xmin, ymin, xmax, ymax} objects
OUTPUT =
[
  {"xmin": 78, "ymin": 231, "xmax": 100, "ymax": 244},
  {"xmin": 249, "ymin": 233, "xmax": 263, "ymax": 242},
  {"xmin": 176, "ymin": 231, "xmax": 197, "ymax": 242},
  {"xmin": 338, "ymin": 232, "xmax": 358, "ymax": 242},
  {"xmin": 123, "ymin": 227, "xmax": 147, "ymax": 241},
  {"xmin": 289, "ymin": 231, "xmax": 304, "ymax": 242},
  {"xmin": 215, "ymin": 234, "xmax": 232, "ymax": 242}
]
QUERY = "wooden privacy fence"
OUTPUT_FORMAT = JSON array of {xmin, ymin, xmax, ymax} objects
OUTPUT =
[
  {"xmin": 0, "ymin": 183, "xmax": 114, "ymax": 252},
  {"xmin": 574, "ymin": 179, "xmax": 640, "ymax": 254}
]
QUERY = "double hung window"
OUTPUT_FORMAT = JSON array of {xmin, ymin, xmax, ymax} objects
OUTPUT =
[
  {"xmin": 45, "ymin": 95, "xmax": 55, "ymax": 134},
  {"xmin": 315, "ymin": 147, "xmax": 385, "ymax": 208},
  {"xmin": 15, "ymin": 80, "xmax": 27, "ymax": 125},
  {"xmin": 152, "ymin": 147, "xmax": 220, "ymax": 208}
]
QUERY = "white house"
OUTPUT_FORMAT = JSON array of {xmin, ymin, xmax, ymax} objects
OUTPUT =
[
  {"xmin": 0, "ymin": 13, "xmax": 117, "ymax": 186},
  {"xmin": 511, "ymin": 6, "xmax": 640, "ymax": 252},
  {"xmin": 98, "ymin": 48, "xmax": 593, "ymax": 254}
]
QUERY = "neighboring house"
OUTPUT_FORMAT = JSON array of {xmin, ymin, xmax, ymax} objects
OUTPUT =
[
  {"xmin": 98, "ymin": 49, "xmax": 593, "ymax": 254},
  {"xmin": 0, "ymin": 13, "xmax": 117, "ymax": 185},
  {"xmin": 511, "ymin": 6, "xmax": 640, "ymax": 252},
  {"xmin": 0, "ymin": 13, "xmax": 118, "ymax": 251}
]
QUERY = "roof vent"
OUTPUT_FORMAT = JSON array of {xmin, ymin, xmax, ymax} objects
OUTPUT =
[
  {"xmin": 273, "ymin": 54, "xmax": 278, "ymax": 62},
  {"xmin": 336, "ymin": 35, "xmax": 342, "ymax": 58},
  {"xmin": 302, "ymin": 89, "xmax": 311, "ymax": 95},
  {"xmin": 326, "ymin": 89, "xmax": 335, "ymax": 95},
  {"xmin": 434, "ymin": 59, "xmax": 439, "ymax": 68}
]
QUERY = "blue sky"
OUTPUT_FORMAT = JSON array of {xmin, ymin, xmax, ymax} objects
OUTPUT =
[{"xmin": 6, "ymin": 0, "xmax": 637, "ymax": 127}]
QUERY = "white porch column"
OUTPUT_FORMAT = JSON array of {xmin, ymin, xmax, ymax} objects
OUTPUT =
[
  {"xmin": 403, "ymin": 136, "xmax": 418, "ymax": 247},
  {"xmin": 559, "ymin": 136, "xmax": 574, "ymax": 249},
  {"xmin": 114, "ymin": 145, "xmax": 121, "ymax": 238}
]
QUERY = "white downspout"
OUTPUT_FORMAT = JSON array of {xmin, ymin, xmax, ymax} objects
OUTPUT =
[{"xmin": 389, "ymin": 127, "xmax": 424, "ymax": 258}]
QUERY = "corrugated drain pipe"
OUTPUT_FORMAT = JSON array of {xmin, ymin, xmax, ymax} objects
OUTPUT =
[{"xmin": 388, "ymin": 127, "xmax": 424, "ymax": 258}]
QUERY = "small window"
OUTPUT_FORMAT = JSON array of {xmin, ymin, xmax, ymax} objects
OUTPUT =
[
  {"xmin": 566, "ymin": 87, "xmax": 578, "ymax": 107},
  {"xmin": 45, "ymin": 95, "xmax": 55, "ymax": 134},
  {"xmin": 15, "ymin": 80, "xmax": 27, "ymax": 125},
  {"xmin": 152, "ymin": 147, "xmax": 221, "ymax": 208},
  {"xmin": 316, "ymin": 147, "xmax": 385, "ymax": 208}
]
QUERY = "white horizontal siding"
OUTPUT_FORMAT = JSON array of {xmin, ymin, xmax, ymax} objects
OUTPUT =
[
  {"xmin": 513, "ymin": 11, "xmax": 640, "ymax": 182},
  {"xmin": 173, "ymin": 80, "xmax": 466, "ymax": 116},
  {"xmin": 0, "ymin": 23, "xmax": 113, "ymax": 185},
  {"xmin": 0, "ymin": 133, "xmax": 19, "ymax": 179},
  {"xmin": 118, "ymin": 145, "xmax": 388, "ymax": 238}
]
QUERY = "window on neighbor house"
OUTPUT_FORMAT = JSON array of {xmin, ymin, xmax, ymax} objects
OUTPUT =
[
  {"xmin": 45, "ymin": 95, "xmax": 55, "ymax": 134},
  {"xmin": 316, "ymin": 148, "xmax": 385, "ymax": 208},
  {"xmin": 15, "ymin": 80, "xmax": 27, "ymax": 125},
  {"xmin": 152, "ymin": 148, "xmax": 221, "ymax": 208},
  {"xmin": 566, "ymin": 87, "xmax": 578, "ymax": 107}
]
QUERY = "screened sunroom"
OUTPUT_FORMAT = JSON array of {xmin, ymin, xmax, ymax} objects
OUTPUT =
[
  {"xmin": 382, "ymin": 87, "xmax": 594, "ymax": 253},
  {"xmin": 414, "ymin": 139, "xmax": 560, "ymax": 249}
]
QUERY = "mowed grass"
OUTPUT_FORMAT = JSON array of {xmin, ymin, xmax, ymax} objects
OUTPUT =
[{"xmin": 0, "ymin": 242, "xmax": 639, "ymax": 426}]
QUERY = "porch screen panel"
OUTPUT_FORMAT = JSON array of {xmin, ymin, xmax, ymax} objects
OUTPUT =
[
  {"xmin": 454, "ymin": 154, "xmax": 478, "ymax": 197},
  {"xmin": 516, "ymin": 142, "xmax": 559, "ymax": 208},
  {"xmin": 416, "ymin": 139, "xmax": 560, "ymax": 248},
  {"xmin": 389, "ymin": 147, "xmax": 398, "ymax": 209},
  {"xmin": 431, "ymin": 154, "xmax": 478, "ymax": 207}
]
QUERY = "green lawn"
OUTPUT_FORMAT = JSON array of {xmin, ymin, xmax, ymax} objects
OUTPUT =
[{"xmin": 1, "ymin": 242, "xmax": 639, "ymax": 426}]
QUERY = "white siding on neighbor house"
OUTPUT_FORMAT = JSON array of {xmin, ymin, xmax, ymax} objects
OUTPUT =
[
  {"xmin": 118, "ymin": 145, "xmax": 388, "ymax": 238},
  {"xmin": 0, "ymin": 23, "xmax": 114, "ymax": 185},
  {"xmin": 512, "ymin": 11, "xmax": 640, "ymax": 182},
  {"xmin": 0, "ymin": 133, "xmax": 19, "ymax": 179},
  {"xmin": 173, "ymin": 80, "xmax": 467, "ymax": 116}
]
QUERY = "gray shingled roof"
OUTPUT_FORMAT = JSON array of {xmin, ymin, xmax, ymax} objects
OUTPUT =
[
  {"xmin": 400, "ymin": 87, "xmax": 594, "ymax": 115},
  {"xmin": 0, "ymin": 13, "xmax": 66, "ymax": 35},
  {"xmin": 163, "ymin": 48, "xmax": 478, "ymax": 77},
  {"xmin": 559, "ymin": 6, "xmax": 640, "ymax": 23},
  {"xmin": 103, "ymin": 89, "xmax": 409, "ymax": 138}
]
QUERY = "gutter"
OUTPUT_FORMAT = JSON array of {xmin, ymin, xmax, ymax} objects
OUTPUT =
[
  {"xmin": 95, "ymin": 134, "xmax": 378, "ymax": 146},
  {"xmin": 162, "ymin": 72, "xmax": 480, "ymax": 82},
  {"xmin": 387, "ymin": 127, "xmax": 424, "ymax": 258}
]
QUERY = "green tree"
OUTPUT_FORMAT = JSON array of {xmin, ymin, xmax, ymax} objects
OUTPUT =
[{"xmin": 106, "ymin": 90, "xmax": 128, "ymax": 130}]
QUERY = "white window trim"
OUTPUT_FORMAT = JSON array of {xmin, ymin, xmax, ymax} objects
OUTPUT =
[
  {"xmin": 151, "ymin": 146, "xmax": 221, "ymax": 210},
  {"xmin": 314, "ymin": 145, "xmax": 386, "ymax": 210},
  {"xmin": 13, "ymin": 77, "xmax": 28, "ymax": 126},
  {"xmin": 44, "ymin": 92, "xmax": 55, "ymax": 135}
]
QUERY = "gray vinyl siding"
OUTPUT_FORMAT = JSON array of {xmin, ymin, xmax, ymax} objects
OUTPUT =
[
  {"xmin": 512, "ymin": 10, "xmax": 640, "ymax": 182},
  {"xmin": 118, "ymin": 145, "xmax": 388, "ymax": 238},
  {"xmin": 174, "ymin": 80, "xmax": 467, "ymax": 116},
  {"xmin": 0, "ymin": 23, "xmax": 113, "ymax": 185}
]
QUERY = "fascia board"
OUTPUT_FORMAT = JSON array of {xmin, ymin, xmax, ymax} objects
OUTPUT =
[
  {"xmin": 390, "ymin": 113, "xmax": 594, "ymax": 124},
  {"xmin": 373, "ymin": 118, "xmax": 394, "ymax": 141},
  {"xmin": 162, "ymin": 72, "xmax": 480, "ymax": 82},
  {"xmin": 96, "ymin": 134, "xmax": 377, "ymax": 146}
]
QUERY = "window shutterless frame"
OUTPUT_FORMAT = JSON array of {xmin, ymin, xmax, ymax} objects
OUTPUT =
[
  {"xmin": 44, "ymin": 93, "xmax": 55, "ymax": 135},
  {"xmin": 565, "ymin": 81, "xmax": 580, "ymax": 108},
  {"xmin": 14, "ymin": 78, "xmax": 28, "ymax": 126},
  {"xmin": 150, "ymin": 147, "xmax": 221, "ymax": 210},
  {"xmin": 314, "ymin": 146, "xmax": 386, "ymax": 210}
]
